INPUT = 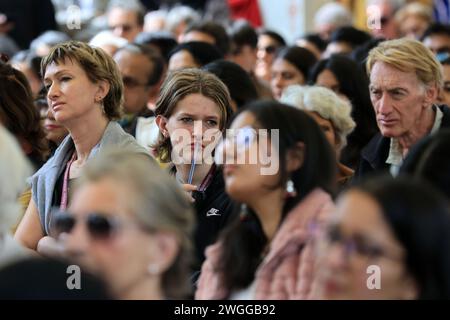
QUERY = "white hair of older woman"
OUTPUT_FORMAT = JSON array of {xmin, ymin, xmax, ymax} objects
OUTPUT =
[
  {"xmin": 0, "ymin": 126, "xmax": 31, "ymax": 234},
  {"xmin": 281, "ymin": 85, "xmax": 356, "ymax": 151},
  {"xmin": 89, "ymin": 30, "xmax": 128, "ymax": 50}
]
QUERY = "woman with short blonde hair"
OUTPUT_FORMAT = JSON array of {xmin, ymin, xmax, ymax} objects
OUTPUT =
[{"xmin": 15, "ymin": 41, "xmax": 148, "ymax": 255}]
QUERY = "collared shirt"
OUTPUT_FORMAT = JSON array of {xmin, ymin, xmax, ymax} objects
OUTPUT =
[{"xmin": 386, "ymin": 105, "xmax": 443, "ymax": 176}]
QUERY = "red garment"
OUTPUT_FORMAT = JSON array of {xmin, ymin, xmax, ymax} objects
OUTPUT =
[{"xmin": 228, "ymin": 0, "xmax": 263, "ymax": 27}]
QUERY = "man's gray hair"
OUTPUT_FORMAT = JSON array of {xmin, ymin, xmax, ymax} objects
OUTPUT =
[
  {"xmin": 166, "ymin": 5, "xmax": 201, "ymax": 35},
  {"xmin": 314, "ymin": 2, "xmax": 353, "ymax": 29},
  {"xmin": 366, "ymin": 0, "xmax": 406, "ymax": 13}
]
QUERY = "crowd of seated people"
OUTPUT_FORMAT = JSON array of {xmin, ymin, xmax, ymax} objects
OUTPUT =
[{"xmin": 1, "ymin": 0, "xmax": 450, "ymax": 300}]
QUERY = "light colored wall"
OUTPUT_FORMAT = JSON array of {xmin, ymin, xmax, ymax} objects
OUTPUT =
[{"xmin": 259, "ymin": 0, "xmax": 331, "ymax": 44}]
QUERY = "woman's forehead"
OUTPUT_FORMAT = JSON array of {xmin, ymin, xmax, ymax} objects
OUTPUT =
[
  {"xmin": 172, "ymin": 93, "xmax": 222, "ymax": 116},
  {"xmin": 44, "ymin": 57, "xmax": 80, "ymax": 77}
]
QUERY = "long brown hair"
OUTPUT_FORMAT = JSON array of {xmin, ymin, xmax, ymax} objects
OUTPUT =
[
  {"xmin": 153, "ymin": 68, "xmax": 232, "ymax": 162},
  {"xmin": 0, "ymin": 60, "xmax": 48, "ymax": 165}
]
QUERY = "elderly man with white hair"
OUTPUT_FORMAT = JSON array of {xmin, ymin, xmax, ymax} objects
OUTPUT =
[
  {"xmin": 356, "ymin": 38, "xmax": 450, "ymax": 179},
  {"xmin": 0, "ymin": 126, "xmax": 32, "ymax": 268}
]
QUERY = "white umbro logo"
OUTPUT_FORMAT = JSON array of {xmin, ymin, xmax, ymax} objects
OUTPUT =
[{"xmin": 206, "ymin": 208, "xmax": 221, "ymax": 217}]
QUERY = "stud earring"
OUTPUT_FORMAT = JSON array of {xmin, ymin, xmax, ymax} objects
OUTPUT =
[
  {"xmin": 148, "ymin": 263, "xmax": 160, "ymax": 275},
  {"xmin": 240, "ymin": 203, "xmax": 250, "ymax": 221},
  {"xmin": 286, "ymin": 179, "xmax": 297, "ymax": 198}
]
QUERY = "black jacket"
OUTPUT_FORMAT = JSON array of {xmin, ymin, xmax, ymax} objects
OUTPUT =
[
  {"xmin": 169, "ymin": 165, "xmax": 237, "ymax": 271},
  {"xmin": 192, "ymin": 166, "xmax": 237, "ymax": 269},
  {"xmin": 354, "ymin": 105, "xmax": 450, "ymax": 180}
]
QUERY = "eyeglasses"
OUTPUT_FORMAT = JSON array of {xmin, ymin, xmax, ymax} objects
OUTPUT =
[
  {"xmin": 122, "ymin": 76, "xmax": 149, "ymax": 89},
  {"xmin": 443, "ymin": 83, "xmax": 450, "ymax": 93},
  {"xmin": 51, "ymin": 211, "xmax": 147, "ymax": 240},
  {"xmin": 214, "ymin": 126, "xmax": 258, "ymax": 164},
  {"xmin": 325, "ymin": 225, "xmax": 399, "ymax": 261},
  {"xmin": 436, "ymin": 51, "xmax": 450, "ymax": 63}
]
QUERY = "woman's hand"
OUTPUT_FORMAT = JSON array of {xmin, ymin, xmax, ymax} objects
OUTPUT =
[
  {"xmin": 181, "ymin": 184, "xmax": 197, "ymax": 203},
  {"xmin": 36, "ymin": 235, "xmax": 67, "ymax": 258}
]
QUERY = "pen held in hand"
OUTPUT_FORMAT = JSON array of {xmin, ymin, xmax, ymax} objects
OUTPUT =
[{"xmin": 187, "ymin": 140, "xmax": 201, "ymax": 185}]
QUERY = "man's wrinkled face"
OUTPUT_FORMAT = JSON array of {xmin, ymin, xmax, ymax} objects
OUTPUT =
[{"xmin": 369, "ymin": 61, "xmax": 432, "ymax": 138}]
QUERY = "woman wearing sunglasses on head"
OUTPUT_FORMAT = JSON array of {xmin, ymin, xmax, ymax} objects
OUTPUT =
[
  {"xmin": 154, "ymin": 68, "xmax": 236, "ymax": 271},
  {"xmin": 196, "ymin": 101, "xmax": 336, "ymax": 299},
  {"xmin": 255, "ymin": 30, "xmax": 286, "ymax": 83},
  {"xmin": 311, "ymin": 176, "xmax": 450, "ymax": 299},
  {"xmin": 14, "ymin": 41, "xmax": 149, "ymax": 255},
  {"xmin": 53, "ymin": 150, "xmax": 194, "ymax": 300}
]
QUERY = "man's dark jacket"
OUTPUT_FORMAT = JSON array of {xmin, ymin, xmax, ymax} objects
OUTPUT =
[{"xmin": 354, "ymin": 105, "xmax": 450, "ymax": 180}]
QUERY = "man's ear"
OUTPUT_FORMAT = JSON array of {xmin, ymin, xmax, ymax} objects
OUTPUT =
[
  {"xmin": 155, "ymin": 115, "xmax": 168, "ymax": 138},
  {"xmin": 424, "ymin": 84, "xmax": 439, "ymax": 107},
  {"xmin": 286, "ymin": 142, "xmax": 305, "ymax": 173}
]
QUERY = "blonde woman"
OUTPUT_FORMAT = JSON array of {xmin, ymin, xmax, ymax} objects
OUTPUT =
[{"xmin": 15, "ymin": 41, "xmax": 149, "ymax": 254}]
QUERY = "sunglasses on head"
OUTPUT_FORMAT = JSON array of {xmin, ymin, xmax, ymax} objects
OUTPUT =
[{"xmin": 52, "ymin": 211, "xmax": 123, "ymax": 240}]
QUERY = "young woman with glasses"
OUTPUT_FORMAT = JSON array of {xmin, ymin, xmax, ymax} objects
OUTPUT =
[{"xmin": 196, "ymin": 101, "xmax": 337, "ymax": 299}]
